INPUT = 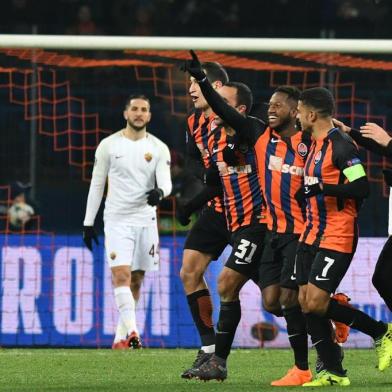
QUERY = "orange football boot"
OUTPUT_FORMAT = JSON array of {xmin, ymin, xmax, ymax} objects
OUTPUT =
[
  {"xmin": 271, "ymin": 366, "xmax": 312, "ymax": 386},
  {"xmin": 111, "ymin": 340, "xmax": 129, "ymax": 350}
]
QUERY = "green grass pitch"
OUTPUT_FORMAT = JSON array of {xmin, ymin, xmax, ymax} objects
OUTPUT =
[{"xmin": 1, "ymin": 348, "xmax": 391, "ymax": 391}]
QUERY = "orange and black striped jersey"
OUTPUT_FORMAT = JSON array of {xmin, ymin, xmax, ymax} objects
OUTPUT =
[
  {"xmin": 194, "ymin": 77, "xmax": 309, "ymax": 235},
  {"xmin": 186, "ymin": 111, "xmax": 223, "ymax": 213},
  {"xmin": 255, "ymin": 127, "xmax": 311, "ymax": 234},
  {"xmin": 300, "ymin": 128, "xmax": 364, "ymax": 253},
  {"xmin": 208, "ymin": 120, "xmax": 267, "ymax": 232},
  {"xmin": 187, "ymin": 111, "xmax": 214, "ymax": 169}
]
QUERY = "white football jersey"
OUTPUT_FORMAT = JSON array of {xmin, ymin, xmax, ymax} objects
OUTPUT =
[{"xmin": 84, "ymin": 130, "xmax": 172, "ymax": 226}]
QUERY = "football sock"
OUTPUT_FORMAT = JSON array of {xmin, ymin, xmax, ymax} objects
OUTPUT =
[
  {"xmin": 283, "ymin": 306, "xmax": 309, "ymax": 370},
  {"xmin": 114, "ymin": 286, "xmax": 137, "ymax": 335},
  {"xmin": 326, "ymin": 298, "xmax": 387, "ymax": 339},
  {"xmin": 114, "ymin": 319, "xmax": 128, "ymax": 343},
  {"xmin": 187, "ymin": 289, "xmax": 215, "ymax": 347},
  {"xmin": 215, "ymin": 300, "xmax": 241, "ymax": 360},
  {"xmin": 306, "ymin": 313, "xmax": 345, "ymax": 375}
]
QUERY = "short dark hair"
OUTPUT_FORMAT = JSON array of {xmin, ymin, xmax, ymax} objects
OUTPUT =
[
  {"xmin": 226, "ymin": 81, "xmax": 253, "ymax": 114},
  {"xmin": 202, "ymin": 62, "xmax": 229, "ymax": 85},
  {"xmin": 125, "ymin": 94, "xmax": 150, "ymax": 109},
  {"xmin": 274, "ymin": 85, "xmax": 301, "ymax": 102},
  {"xmin": 299, "ymin": 87, "xmax": 334, "ymax": 117}
]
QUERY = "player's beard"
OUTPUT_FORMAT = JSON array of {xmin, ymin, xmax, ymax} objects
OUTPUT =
[
  {"xmin": 127, "ymin": 119, "xmax": 147, "ymax": 131},
  {"xmin": 298, "ymin": 119, "xmax": 311, "ymax": 133},
  {"xmin": 271, "ymin": 114, "xmax": 292, "ymax": 133}
]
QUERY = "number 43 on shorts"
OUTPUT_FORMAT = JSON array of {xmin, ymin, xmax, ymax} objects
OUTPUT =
[{"xmin": 149, "ymin": 243, "xmax": 160, "ymax": 257}]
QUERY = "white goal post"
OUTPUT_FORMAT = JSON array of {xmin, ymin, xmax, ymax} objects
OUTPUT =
[{"xmin": 0, "ymin": 34, "xmax": 392, "ymax": 53}]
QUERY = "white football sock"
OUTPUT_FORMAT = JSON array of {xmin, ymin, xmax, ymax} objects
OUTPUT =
[
  {"xmin": 114, "ymin": 286, "xmax": 138, "ymax": 335},
  {"xmin": 113, "ymin": 319, "xmax": 128, "ymax": 343}
]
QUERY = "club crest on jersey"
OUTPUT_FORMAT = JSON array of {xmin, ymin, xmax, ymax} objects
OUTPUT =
[
  {"xmin": 110, "ymin": 252, "xmax": 116, "ymax": 260},
  {"xmin": 314, "ymin": 150, "xmax": 322, "ymax": 165},
  {"xmin": 144, "ymin": 152, "xmax": 153, "ymax": 162},
  {"xmin": 297, "ymin": 142, "xmax": 308, "ymax": 157}
]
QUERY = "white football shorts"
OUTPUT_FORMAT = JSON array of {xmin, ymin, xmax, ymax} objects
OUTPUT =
[{"xmin": 104, "ymin": 220, "xmax": 160, "ymax": 270}]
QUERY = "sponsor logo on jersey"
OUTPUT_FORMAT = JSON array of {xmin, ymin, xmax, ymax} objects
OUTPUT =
[
  {"xmin": 297, "ymin": 142, "xmax": 308, "ymax": 157},
  {"xmin": 268, "ymin": 155, "xmax": 304, "ymax": 176},
  {"xmin": 144, "ymin": 152, "xmax": 153, "ymax": 162},
  {"xmin": 227, "ymin": 164, "xmax": 252, "ymax": 175},
  {"xmin": 304, "ymin": 175, "xmax": 320, "ymax": 185},
  {"xmin": 314, "ymin": 150, "xmax": 322, "ymax": 165}
]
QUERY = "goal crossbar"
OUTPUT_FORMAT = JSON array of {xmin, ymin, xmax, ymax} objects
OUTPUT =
[{"xmin": 1, "ymin": 35, "xmax": 392, "ymax": 53}]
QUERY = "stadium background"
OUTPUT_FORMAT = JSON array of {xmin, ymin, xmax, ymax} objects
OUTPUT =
[{"xmin": 0, "ymin": 0, "xmax": 391, "ymax": 349}]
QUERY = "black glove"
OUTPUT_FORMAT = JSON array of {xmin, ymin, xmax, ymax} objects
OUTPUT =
[
  {"xmin": 83, "ymin": 226, "xmax": 98, "ymax": 251},
  {"xmin": 294, "ymin": 188, "xmax": 305, "ymax": 206},
  {"xmin": 176, "ymin": 199, "xmax": 192, "ymax": 226},
  {"xmin": 222, "ymin": 144, "xmax": 239, "ymax": 166},
  {"xmin": 295, "ymin": 182, "xmax": 323, "ymax": 205},
  {"xmin": 146, "ymin": 188, "xmax": 164, "ymax": 206},
  {"xmin": 204, "ymin": 166, "xmax": 221, "ymax": 186},
  {"xmin": 303, "ymin": 182, "xmax": 323, "ymax": 198},
  {"xmin": 180, "ymin": 50, "xmax": 207, "ymax": 82},
  {"xmin": 383, "ymin": 169, "xmax": 392, "ymax": 187}
]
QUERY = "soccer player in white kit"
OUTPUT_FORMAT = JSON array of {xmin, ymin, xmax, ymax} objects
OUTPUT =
[{"xmin": 83, "ymin": 95, "xmax": 172, "ymax": 349}]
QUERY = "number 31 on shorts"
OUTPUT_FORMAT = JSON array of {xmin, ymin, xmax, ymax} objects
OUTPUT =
[{"xmin": 234, "ymin": 239, "xmax": 258, "ymax": 263}]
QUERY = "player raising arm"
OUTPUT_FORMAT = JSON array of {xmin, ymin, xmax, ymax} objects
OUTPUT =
[
  {"xmin": 177, "ymin": 62, "xmax": 232, "ymax": 379},
  {"xmin": 182, "ymin": 51, "xmax": 268, "ymax": 382},
  {"xmin": 83, "ymin": 95, "xmax": 172, "ymax": 349},
  {"xmin": 183, "ymin": 50, "xmax": 313, "ymax": 386}
]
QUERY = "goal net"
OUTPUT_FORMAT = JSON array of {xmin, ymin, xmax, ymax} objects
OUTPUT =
[{"xmin": 0, "ymin": 36, "xmax": 390, "ymax": 348}]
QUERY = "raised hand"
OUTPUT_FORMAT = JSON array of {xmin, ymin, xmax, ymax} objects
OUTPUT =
[
  {"xmin": 180, "ymin": 50, "xmax": 206, "ymax": 82},
  {"xmin": 360, "ymin": 122, "xmax": 392, "ymax": 147}
]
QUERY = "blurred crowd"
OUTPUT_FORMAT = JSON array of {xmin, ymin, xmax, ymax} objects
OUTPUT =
[{"xmin": 1, "ymin": 0, "xmax": 392, "ymax": 38}]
